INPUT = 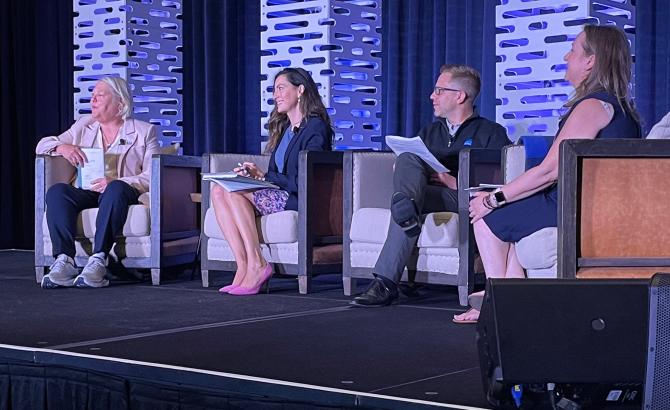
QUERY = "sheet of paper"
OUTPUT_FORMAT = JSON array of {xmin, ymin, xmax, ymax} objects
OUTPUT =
[
  {"xmin": 77, "ymin": 148, "xmax": 104, "ymax": 190},
  {"xmin": 203, "ymin": 171, "xmax": 239, "ymax": 179},
  {"xmin": 202, "ymin": 173, "xmax": 279, "ymax": 192},
  {"xmin": 464, "ymin": 183, "xmax": 503, "ymax": 191},
  {"xmin": 385, "ymin": 135, "xmax": 448, "ymax": 173}
]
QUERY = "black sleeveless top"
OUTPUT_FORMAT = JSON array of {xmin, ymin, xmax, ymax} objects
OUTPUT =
[
  {"xmin": 483, "ymin": 91, "xmax": 641, "ymax": 243},
  {"xmin": 558, "ymin": 91, "xmax": 641, "ymax": 139}
]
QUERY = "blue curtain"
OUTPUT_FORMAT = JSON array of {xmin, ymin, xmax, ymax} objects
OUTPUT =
[
  {"xmin": 636, "ymin": 0, "xmax": 670, "ymax": 133},
  {"xmin": 0, "ymin": 0, "xmax": 72, "ymax": 249},
  {"xmin": 382, "ymin": 0, "xmax": 496, "ymax": 139},
  {"xmin": 182, "ymin": 0, "xmax": 261, "ymax": 156},
  {"xmin": 1, "ymin": 0, "xmax": 669, "ymax": 249}
]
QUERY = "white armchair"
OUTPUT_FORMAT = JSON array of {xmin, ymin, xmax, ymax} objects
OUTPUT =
[
  {"xmin": 34, "ymin": 154, "xmax": 202, "ymax": 285},
  {"xmin": 200, "ymin": 151, "xmax": 343, "ymax": 294},
  {"xmin": 343, "ymin": 149, "xmax": 504, "ymax": 306}
]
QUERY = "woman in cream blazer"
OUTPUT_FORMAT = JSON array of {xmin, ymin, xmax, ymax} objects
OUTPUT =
[{"xmin": 35, "ymin": 76, "xmax": 159, "ymax": 289}]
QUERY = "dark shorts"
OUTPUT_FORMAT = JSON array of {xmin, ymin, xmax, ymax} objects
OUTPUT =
[
  {"xmin": 252, "ymin": 188, "xmax": 289, "ymax": 216},
  {"xmin": 483, "ymin": 185, "xmax": 558, "ymax": 243}
]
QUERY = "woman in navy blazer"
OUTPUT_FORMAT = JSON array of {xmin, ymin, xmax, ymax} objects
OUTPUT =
[{"xmin": 211, "ymin": 67, "xmax": 332, "ymax": 295}]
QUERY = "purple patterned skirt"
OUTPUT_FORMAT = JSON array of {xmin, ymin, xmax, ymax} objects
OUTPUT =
[{"xmin": 252, "ymin": 188, "xmax": 289, "ymax": 216}]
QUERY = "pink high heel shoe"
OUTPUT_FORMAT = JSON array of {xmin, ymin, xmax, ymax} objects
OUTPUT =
[
  {"xmin": 218, "ymin": 284, "xmax": 239, "ymax": 293},
  {"xmin": 228, "ymin": 264, "xmax": 272, "ymax": 296}
]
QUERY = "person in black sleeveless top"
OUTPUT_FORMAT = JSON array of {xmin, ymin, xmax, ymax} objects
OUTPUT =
[{"xmin": 454, "ymin": 25, "xmax": 642, "ymax": 324}]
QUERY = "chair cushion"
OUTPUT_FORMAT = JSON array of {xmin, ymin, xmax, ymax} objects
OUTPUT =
[
  {"xmin": 515, "ymin": 227, "xmax": 557, "ymax": 270},
  {"xmin": 349, "ymin": 208, "xmax": 391, "ymax": 244},
  {"xmin": 416, "ymin": 212, "xmax": 458, "ymax": 248},
  {"xmin": 203, "ymin": 208, "xmax": 298, "ymax": 244},
  {"xmin": 349, "ymin": 208, "xmax": 458, "ymax": 248},
  {"xmin": 42, "ymin": 204, "xmax": 151, "ymax": 239}
]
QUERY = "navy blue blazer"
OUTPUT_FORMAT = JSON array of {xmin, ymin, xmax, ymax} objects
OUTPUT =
[{"xmin": 265, "ymin": 116, "xmax": 332, "ymax": 211}]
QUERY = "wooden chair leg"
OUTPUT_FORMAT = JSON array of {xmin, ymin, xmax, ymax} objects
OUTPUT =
[
  {"xmin": 458, "ymin": 284, "xmax": 469, "ymax": 307},
  {"xmin": 298, "ymin": 275, "xmax": 311, "ymax": 294},
  {"xmin": 151, "ymin": 268, "xmax": 160, "ymax": 286},
  {"xmin": 343, "ymin": 276, "xmax": 356, "ymax": 296},
  {"xmin": 35, "ymin": 266, "xmax": 45, "ymax": 284}
]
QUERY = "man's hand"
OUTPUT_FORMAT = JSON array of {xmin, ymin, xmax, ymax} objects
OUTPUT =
[
  {"xmin": 90, "ymin": 177, "xmax": 112, "ymax": 193},
  {"xmin": 430, "ymin": 172, "xmax": 457, "ymax": 190},
  {"xmin": 56, "ymin": 144, "xmax": 88, "ymax": 167}
]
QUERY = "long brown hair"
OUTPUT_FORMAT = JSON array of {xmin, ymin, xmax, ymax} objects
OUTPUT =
[
  {"xmin": 266, "ymin": 67, "xmax": 331, "ymax": 153},
  {"xmin": 566, "ymin": 24, "xmax": 639, "ymax": 122}
]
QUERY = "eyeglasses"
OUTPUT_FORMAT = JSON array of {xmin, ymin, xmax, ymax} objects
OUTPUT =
[{"xmin": 433, "ymin": 86, "xmax": 462, "ymax": 96}]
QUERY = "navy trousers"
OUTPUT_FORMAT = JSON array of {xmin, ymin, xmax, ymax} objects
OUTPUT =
[
  {"xmin": 374, "ymin": 153, "xmax": 458, "ymax": 283},
  {"xmin": 45, "ymin": 180, "xmax": 139, "ymax": 258}
]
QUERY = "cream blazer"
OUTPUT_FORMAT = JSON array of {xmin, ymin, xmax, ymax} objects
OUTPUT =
[
  {"xmin": 647, "ymin": 111, "xmax": 670, "ymax": 139},
  {"xmin": 35, "ymin": 115, "xmax": 159, "ymax": 194}
]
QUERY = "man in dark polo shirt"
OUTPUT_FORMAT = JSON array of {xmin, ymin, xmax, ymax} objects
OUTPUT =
[{"xmin": 351, "ymin": 64, "xmax": 510, "ymax": 307}]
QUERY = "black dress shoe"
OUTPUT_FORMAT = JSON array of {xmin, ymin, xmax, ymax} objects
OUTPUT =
[{"xmin": 350, "ymin": 276, "xmax": 399, "ymax": 307}]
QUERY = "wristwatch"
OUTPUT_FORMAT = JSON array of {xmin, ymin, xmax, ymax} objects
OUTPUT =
[{"xmin": 492, "ymin": 188, "xmax": 507, "ymax": 207}]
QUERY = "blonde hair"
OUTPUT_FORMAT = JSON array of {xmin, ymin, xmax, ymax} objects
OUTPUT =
[{"xmin": 99, "ymin": 76, "xmax": 133, "ymax": 120}]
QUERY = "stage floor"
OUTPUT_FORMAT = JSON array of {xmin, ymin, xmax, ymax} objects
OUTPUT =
[{"xmin": 0, "ymin": 250, "xmax": 489, "ymax": 409}]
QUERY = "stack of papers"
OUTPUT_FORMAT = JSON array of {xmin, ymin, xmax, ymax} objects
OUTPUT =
[
  {"xmin": 202, "ymin": 172, "xmax": 279, "ymax": 192},
  {"xmin": 385, "ymin": 135, "xmax": 449, "ymax": 173},
  {"xmin": 464, "ymin": 183, "xmax": 503, "ymax": 191}
]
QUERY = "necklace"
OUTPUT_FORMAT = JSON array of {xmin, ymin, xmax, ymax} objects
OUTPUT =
[{"xmin": 101, "ymin": 126, "xmax": 120, "ymax": 149}]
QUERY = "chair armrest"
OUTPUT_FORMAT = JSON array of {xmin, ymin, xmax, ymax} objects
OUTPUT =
[
  {"xmin": 35, "ymin": 155, "xmax": 77, "ymax": 263},
  {"xmin": 502, "ymin": 144, "xmax": 527, "ymax": 183},
  {"xmin": 150, "ymin": 154, "xmax": 202, "ymax": 245},
  {"xmin": 299, "ymin": 151, "xmax": 344, "ymax": 242},
  {"xmin": 36, "ymin": 155, "xmax": 77, "ymax": 191},
  {"xmin": 457, "ymin": 148, "xmax": 504, "ymax": 218},
  {"xmin": 457, "ymin": 148, "xmax": 504, "ymax": 284},
  {"xmin": 203, "ymin": 153, "xmax": 270, "ymax": 174},
  {"xmin": 344, "ymin": 151, "xmax": 395, "ymax": 213}
]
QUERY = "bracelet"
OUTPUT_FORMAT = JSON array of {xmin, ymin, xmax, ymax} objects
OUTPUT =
[{"xmin": 482, "ymin": 195, "xmax": 495, "ymax": 210}]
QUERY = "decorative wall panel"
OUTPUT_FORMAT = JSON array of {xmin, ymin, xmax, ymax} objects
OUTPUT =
[
  {"xmin": 261, "ymin": 0, "xmax": 382, "ymax": 150},
  {"xmin": 496, "ymin": 0, "xmax": 635, "ymax": 141},
  {"xmin": 74, "ymin": 0, "xmax": 183, "ymax": 148}
]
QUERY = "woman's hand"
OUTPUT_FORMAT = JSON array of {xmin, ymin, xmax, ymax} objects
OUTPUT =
[
  {"xmin": 235, "ymin": 162, "xmax": 265, "ymax": 180},
  {"xmin": 90, "ymin": 177, "xmax": 112, "ymax": 193},
  {"xmin": 469, "ymin": 191, "xmax": 493, "ymax": 223},
  {"xmin": 56, "ymin": 144, "xmax": 88, "ymax": 167},
  {"xmin": 430, "ymin": 172, "xmax": 457, "ymax": 189}
]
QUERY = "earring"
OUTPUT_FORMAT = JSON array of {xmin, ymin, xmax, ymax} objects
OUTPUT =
[{"xmin": 298, "ymin": 96, "xmax": 301, "ymax": 104}]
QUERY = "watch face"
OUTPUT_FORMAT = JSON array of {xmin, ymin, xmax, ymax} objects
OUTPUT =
[{"xmin": 495, "ymin": 190, "xmax": 506, "ymax": 203}]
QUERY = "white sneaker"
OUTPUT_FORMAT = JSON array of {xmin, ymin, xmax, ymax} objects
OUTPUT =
[
  {"xmin": 41, "ymin": 254, "xmax": 78, "ymax": 289},
  {"xmin": 74, "ymin": 252, "xmax": 110, "ymax": 288}
]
